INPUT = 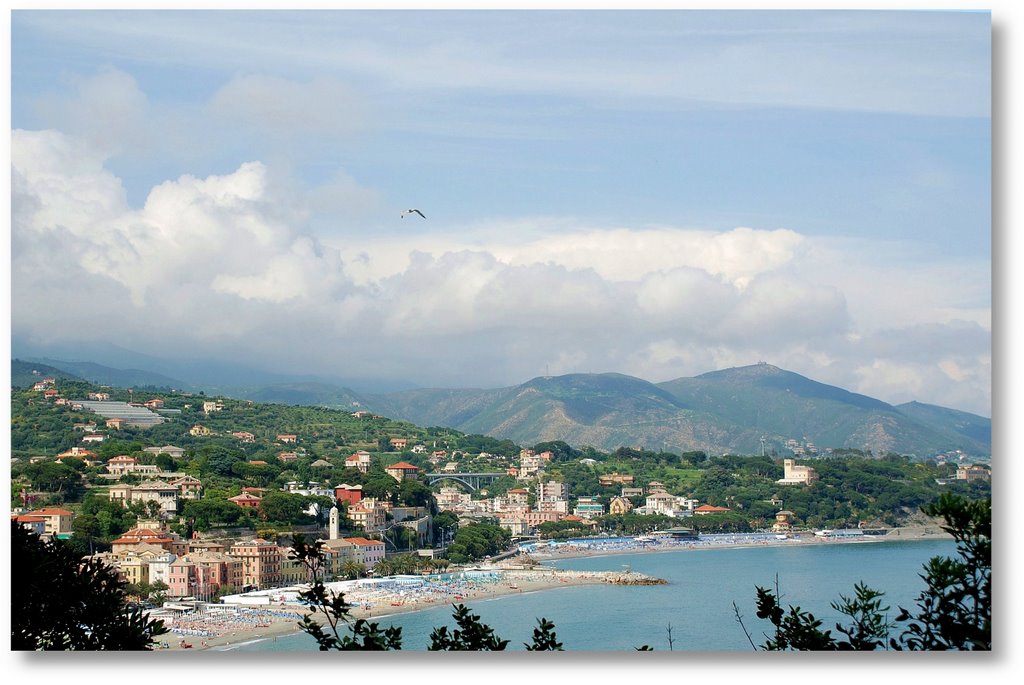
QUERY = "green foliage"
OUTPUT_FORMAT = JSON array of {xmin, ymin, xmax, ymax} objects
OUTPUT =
[
  {"xmin": 524, "ymin": 617, "xmax": 563, "ymax": 651},
  {"xmin": 18, "ymin": 461, "xmax": 84, "ymax": 499},
  {"xmin": 11, "ymin": 522, "xmax": 168, "ymax": 650},
  {"xmin": 258, "ymin": 491, "xmax": 314, "ymax": 525},
  {"xmin": 428, "ymin": 604, "xmax": 510, "ymax": 651},
  {"xmin": 532, "ymin": 440, "xmax": 581, "ymax": 462},
  {"xmin": 291, "ymin": 535, "xmax": 556, "ymax": 651},
  {"xmin": 891, "ymin": 494, "xmax": 991, "ymax": 650},
  {"xmin": 741, "ymin": 494, "xmax": 990, "ymax": 651},
  {"xmin": 446, "ymin": 522, "xmax": 510, "ymax": 563},
  {"xmin": 182, "ymin": 497, "xmax": 244, "ymax": 531}
]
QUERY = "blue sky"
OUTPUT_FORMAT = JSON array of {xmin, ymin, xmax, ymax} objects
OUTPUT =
[{"xmin": 9, "ymin": 9, "xmax": 993, "ymax": 415}]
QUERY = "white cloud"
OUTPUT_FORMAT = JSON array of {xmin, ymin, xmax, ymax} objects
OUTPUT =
[{"xmin": 10, "ymin": 129, "xmax": 991, "ymax": 415}]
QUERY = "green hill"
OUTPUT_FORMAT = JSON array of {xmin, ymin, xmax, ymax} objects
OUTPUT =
[
  {"xmin": 365, "ymin": 364, "xmax": 991, "ymax": 458},
  {"xmin": 11, "ymin": 359, "xmax": 85, "ymax": 387},
  {"xmin": 240, "ymin": 382, "xmax": 368, "ymax": 411},
  {"xmin": 21, "ymin": 357, "xmax": 191, "ymax": 391}
]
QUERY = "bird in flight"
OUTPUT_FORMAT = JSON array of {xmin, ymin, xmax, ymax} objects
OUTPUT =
[{"xmin": 401, "ymin": 209, "xmax": 426, "ymax": 219}]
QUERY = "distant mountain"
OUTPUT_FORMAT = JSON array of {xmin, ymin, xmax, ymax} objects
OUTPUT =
[
  {"xmin": 10, "ymin": 359, "xmax": 85, "ymax": 387},
  {"xmin": 11, "ymin": 353, "xmax": 991, "ymax": 458},
  {"xmin": 239, "ymin": 382, "xmax": 368, "ymax": 411},
  {"xmin": 20, "ymin": 358, "xmax": 193, "ymax": 391},
  {"xmin": 363, "ymin": 364, "xmax": 991, "ymax": 458},
  {"xmin": 894, "ymin": 401, "xmax": 992, "ymax": 447}
]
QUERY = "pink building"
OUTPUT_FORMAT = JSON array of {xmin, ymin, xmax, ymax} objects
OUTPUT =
[
  {"xmin": 343, "ymin": 537, "xmax": 386, "ymax": 570},
  {"xmin": 228, "ymin": 492, "xmax": 262, "ymax": 509}
]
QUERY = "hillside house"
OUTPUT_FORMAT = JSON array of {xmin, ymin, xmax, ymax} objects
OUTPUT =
[
  {"xmin": 776, "ymin": 459, "xmax": 819, "ymax": 486},
  {"xmin": 26, "ymin": 507, "xmax": 74, "ymax": 536},
  {"xmin": 694, "ymin": 504, "xmax": 732, "ymax": 516},
  {"xmin": 228, "ymin": 492, "xmax": 263, "ymax": 509},
  {"xmin": 345, "ymin": 451, "xmax": 372, "ymax": 474},
  {"xmin": 385, "ymin": 461, "xmax": 420, "ymax": 482},
  {"xmin": 143, "ymin": 445, "xmax": 186, "ymax": 459}
]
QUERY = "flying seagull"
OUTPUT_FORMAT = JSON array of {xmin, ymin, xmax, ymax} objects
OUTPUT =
[{"xmin": 400, "ymin": 209, "xmax": 426, "ymax": 219}]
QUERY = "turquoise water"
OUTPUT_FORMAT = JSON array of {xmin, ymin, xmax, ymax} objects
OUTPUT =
[{"xmin": 229, "ymin": 539, "xmax": 956, "ymax": 651}]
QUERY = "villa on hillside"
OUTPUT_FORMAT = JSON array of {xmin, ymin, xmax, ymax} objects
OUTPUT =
[
  {"xmin": 345, "ymin": 451, "xmax": 372, "ymax": 474},
  {"xmin": 776, "ymin": 459, "xmax": 819, "ymax": 485}
]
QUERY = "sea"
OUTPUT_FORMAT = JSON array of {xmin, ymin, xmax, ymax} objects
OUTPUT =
[{"xmin": 229, "ymin": 538, "xmax": 956, "ymax": 652}]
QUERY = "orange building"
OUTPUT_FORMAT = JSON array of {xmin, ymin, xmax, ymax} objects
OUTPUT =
[{"xmin": 228, "ymin": 539, "xmax": 283, "ymax": 590}]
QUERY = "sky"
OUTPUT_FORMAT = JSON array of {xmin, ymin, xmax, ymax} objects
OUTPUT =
[{"xmin": 7, "ymin": 8, "xmax": 993, "ymax": 416}]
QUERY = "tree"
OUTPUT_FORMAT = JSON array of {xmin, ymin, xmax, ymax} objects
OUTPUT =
[
  {"xmin": 290, "ymin": 535, "xmax": 563, "ymax": 651},
  {"xmin": 258, "ymin": 491, "xmax": 312, "ymax": 524},
  {"xmin": 11, "ymin": 522, "xmax": 169, "ymax": 650},
  {"xmin": 738, "ymin": 494, "xmax": 991, "ymax": 651},
  {"xmin": 428, "ymin": 604, "xmax": 510, "ymax": 651},
  {"xmin": 524, "ymin": 617, "xmax": 563, "ymax": 651}
]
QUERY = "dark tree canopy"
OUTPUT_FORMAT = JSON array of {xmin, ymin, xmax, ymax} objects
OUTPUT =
[{"xmin": 11, "ymin": 522, "xmax": 168, "ymax": 650}]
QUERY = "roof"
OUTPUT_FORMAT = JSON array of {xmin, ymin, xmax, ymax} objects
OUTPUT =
[
  {"xmin": 343, "ymin": 537, "xmax": 384, "ymax": 547},
  {"xmin": 386, "ymin": 461, "xmax": 419, "ymax": 470},
  {"xmin": 113, "ymin": 529, "xmax": 174, "ymax": 545},
  {"xmin": 694, "ymin": 504, "xmax": 731, "ymax": 512},
  {"xmin": 30, "ymin": 508, "xmax": 74, "ymax": 516}
]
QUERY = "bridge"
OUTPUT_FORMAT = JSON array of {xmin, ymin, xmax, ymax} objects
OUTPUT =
[{"xmin": 425, "ymin": 472, "xmax": 506, "ymax": 492}]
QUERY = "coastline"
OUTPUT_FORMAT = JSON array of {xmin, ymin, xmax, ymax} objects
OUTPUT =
[
  {"xmin": 167, "ymin": 568, "xmax": 615, "ymax": 652},
  {"xmin": 159, "ymin": 526, "xmax": 952, "ymax": 652}
]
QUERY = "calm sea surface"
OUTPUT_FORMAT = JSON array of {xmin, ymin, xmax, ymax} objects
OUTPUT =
[{"xmin": 231, "ymin": 538, "xmax": 955, "ymax": 652}]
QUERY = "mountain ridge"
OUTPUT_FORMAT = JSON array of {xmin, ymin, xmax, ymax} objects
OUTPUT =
[{"xmin": 14, "ymin": 357, "xmax": 990, "ymax": 458}]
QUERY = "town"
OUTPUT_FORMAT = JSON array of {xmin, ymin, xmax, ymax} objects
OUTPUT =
[{"xmin": 11, "ymin": 373, "xmax": 991, "ymax": 635}]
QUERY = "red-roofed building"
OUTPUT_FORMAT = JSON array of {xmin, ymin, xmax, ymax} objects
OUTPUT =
[
  {"xmin": 111, "ymin": 528, "xmax": 176, "ymax": 554},
  {"xmin": 27, "ymin": 507, "xmax": 74, "ymax": 536},
  {"xmin": 343, "ymin": 537, "xmax": 386, "ymax": 570},
  {"xmin": 14, "ymin": 514, "xmax": 47, "ymax": 536},
  {"xmin": 106, "ymin": 455, "xmax": 138, "ymax": 476},
  {"xmin": 345, "ymin": 451, "xmax": 372, "ymax": 474},
  {"xmin": 277, "ymin": 451, "xmax": 299, "ymax": 463},
  {"xmin": 228, "ymin": 492, "xmax": 263, "ymax": 509},
  {"xmin": 144, "ymin": 399, "xmax": 165, "ymax": 409},
  {"xmin": 385, "ymin": 461, "xmax": 420, "ymax": 482},
  {"xmin": 693, "ymin": 504, "xmax": 732, "ymax": 516}
]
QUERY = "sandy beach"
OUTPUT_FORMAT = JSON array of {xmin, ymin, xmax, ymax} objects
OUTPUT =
[
  {"xmin": 157, "ymin": 567, "xmax": 618, "ymax": 651},
  {"xmin": 153, "ymin": 525, "xmax": 952, "ymax": 652}
]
